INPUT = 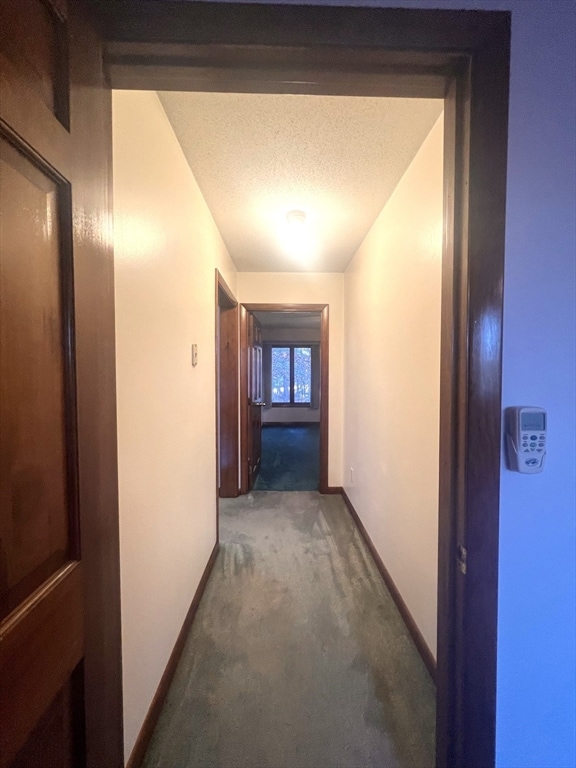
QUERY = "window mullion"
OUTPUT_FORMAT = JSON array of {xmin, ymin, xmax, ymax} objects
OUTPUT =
[{"xmin": 290, "ymin": 346, "xmax": 295, "ymax": 404}]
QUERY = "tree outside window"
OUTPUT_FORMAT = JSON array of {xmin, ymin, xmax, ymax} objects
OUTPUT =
[{"xmin": 271, "ymin": 346, "xmax": 312, "ymax": 405}]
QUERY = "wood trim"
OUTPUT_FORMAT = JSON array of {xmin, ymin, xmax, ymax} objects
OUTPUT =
[
  {"xmin": 214, "ymin": 272, "xmax": 220, "ymax": 539},
  {"xmin": 341, "ymin": 490, "xmax": 436, "ymax": 681},
  {"xmin": 125, "ymin": 543, "xmax": 219, "ymax": 768},
  {"xmin": 241, "ymin": 303, "xmax": 327, "ymax": 313},
  {"xmin": 239, "ymin": 305, "xmax": 249, "ymax": 495},
  {"xmin": 96, "ymin": 3, "xmax": 503, "ymax": 53},
  {"xmin": 436, "ymin": 69, "xmax": 466, "ymax": 768},
  {"xmin": 450, "ymin": 31, "xmax": 510, "ymax": 768},
  {"xmin": 322, "ymin": 486, "xmax": 343, "ymax": 495},
  {"xmin": 69, "ymin": 6, "xmax": 124, "ymax": 766},
  {"xmin": 216, "ymin": 268, "xmax": 237, "ymax": 309},
  {"xmin": 319, "ymin": 306, "xmax": 329, "ymax": 494}
]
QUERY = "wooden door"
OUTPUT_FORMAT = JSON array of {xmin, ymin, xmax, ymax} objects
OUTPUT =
[
  {"xmin": 0, "ymin": 2, "xmax": 123, "ymax": 766},
  {"xmin": 248, "ymin": 313, "xmax": 264, "ymax": 489},
  {"xmin": 216, "ymin": 272, "xmax": 239, "ymax": 499},
  {"xmin": 240, "ymin": 310, "xmax": 264, "ymax": 492}
]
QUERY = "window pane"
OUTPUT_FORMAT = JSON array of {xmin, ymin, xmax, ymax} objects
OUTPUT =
[
  {"xmin": 294, "ymin": 347, "xmax": 312, "ymax": 403},
  {"xmin": 271, "ymin": 347, "xmax": 290, "ymax": 403}
]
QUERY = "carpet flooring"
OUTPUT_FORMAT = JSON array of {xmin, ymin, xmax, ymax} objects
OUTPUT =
[
  {"xmin": 254, "ymin": 425, "xmax": 320, "ymax": 491},
  {"xmin": 142, "ymin": 492, "xmax": 436, "ymax": 768}
]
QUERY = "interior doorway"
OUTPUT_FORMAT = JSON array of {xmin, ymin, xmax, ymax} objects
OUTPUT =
[
  {"xmin": 246, "ymin": 309, "xmax": 322, "ymax": 492},
  {"xmin": 240, "ymin": 304, "xmax": 330, "ymax": 495},
  {"xmin": 45, "ymin": 5, "xmax": 511, "ymax": 767}
]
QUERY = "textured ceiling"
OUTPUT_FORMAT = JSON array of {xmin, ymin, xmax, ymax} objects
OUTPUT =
[{"xmin": 158, "ymin": 92, "xmax": 443, "ymax": 273}]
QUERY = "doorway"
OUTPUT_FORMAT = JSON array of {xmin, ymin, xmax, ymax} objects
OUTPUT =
[
  {"xmin": 0, "ymin": 5, "xmax": 510, "ymax": 767},
  {"xmin": 105, "ymin": 13, "xmax": 509, "ymax": 760},
  {"xmin": 240, "ymin": 304, "xmax": 330, "ymax": 495},
  {"xmin": 245, "ymin": 309, "xmax": 322, "ymax": 492}
]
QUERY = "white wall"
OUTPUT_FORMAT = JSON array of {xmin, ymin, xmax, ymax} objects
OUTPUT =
[
  {"xmin": 112, "ymin": 90, "xmax": 237, "ymax": 763},
  {"xmin": 237, "ymin": 273, "xmax": 344, "ymax": 486},
  {"xmin": 223, "ymin": 1, "xmax": 576, "ymax": 765},
  {"xmin": 344, "ymin": 115, "xmax": 443, "ymax": 658}
]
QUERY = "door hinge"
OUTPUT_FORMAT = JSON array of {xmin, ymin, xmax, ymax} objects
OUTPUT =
[{"xmin": 457, "ymin": 544, "xmax": 467, "ymax": 574}]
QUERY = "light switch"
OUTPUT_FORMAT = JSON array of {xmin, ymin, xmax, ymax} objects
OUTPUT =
[{"xmin": 191, "ymin": 344, "xmax": 198, "ymax": 367}]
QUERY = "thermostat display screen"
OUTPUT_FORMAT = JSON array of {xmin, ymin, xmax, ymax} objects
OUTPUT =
[{"xmin": 521, "ymin": 411, "xmax": 546, "ymax": 431}]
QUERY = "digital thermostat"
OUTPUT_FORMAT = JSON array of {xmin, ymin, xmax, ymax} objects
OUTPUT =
[{"xmin": 505, "ymin": 406, "xmax": 546, "ymax": 474}]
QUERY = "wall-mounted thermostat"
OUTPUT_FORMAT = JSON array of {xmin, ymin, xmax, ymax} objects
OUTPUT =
[{"xmin": 505, "ymin": 406, "xmax": 546, "ymax": 474}]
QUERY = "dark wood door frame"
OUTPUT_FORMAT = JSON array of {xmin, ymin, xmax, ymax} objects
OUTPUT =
[
  {"xmin": 239, "ymin": 304, "xmax": 329, "ymax": 495},
  {"xmin": 215, "ymin": 270, "xmax": 239, "ymax": 507},
  {"xmin": 91, "ymin": 4, "xmax": 510, "ymax": 767}
]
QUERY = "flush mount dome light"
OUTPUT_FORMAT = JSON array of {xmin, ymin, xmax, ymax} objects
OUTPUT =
[
  {"xmin": 286, "ymin": 209, "xmax": 307, "ymax": 228},
  {"xmin": 282, "ymin": 209, "xmax": 314, "ymax": 259}
]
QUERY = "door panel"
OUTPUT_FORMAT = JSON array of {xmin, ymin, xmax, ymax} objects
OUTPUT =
[
  {"xmin": 0, "ymin": 1, "xmax": 122, "ymax": 766},
  {"xmin": 0, "ymin": 137, "xmax": 76, "ymax": 622},
  {"xmin": 0, "ymin": 0, "xmax": 69, "ymax": 126},
  {"xmin": 0, "ymin": 0, "xmax": 71, "ymax": 175},
  {"xmin": 10, "ymin": 670, "xmax": 84, "ymax": 768},
  {"xmin": 240, "ymin": 308, "xmax": 264, "ymax": 493},
  {"xmin": 248, "ymin": 313, "xmax": 263, "ymax": 489},
  {"xmin": 0, "ymin": 564, "xmax": 83, "ymax": 764},
  {"xmin": 217, "ymin": 283, "xmax": 239, "ymax": 499}
]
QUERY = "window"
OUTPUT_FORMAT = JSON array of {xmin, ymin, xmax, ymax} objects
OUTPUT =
[{"xmin": 271, "ymin": 346, "xmax": 312, "ymax": 405}]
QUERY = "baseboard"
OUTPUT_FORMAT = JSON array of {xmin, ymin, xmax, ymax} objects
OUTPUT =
[
  {"xmin": 340, "ymin": 489, "xmax": 436, "ymax": 681},
  {"xmin": 126, "ymin": 542, "xmax": 220, "ymax": 768},
  {"xmin": 322, "ymin": 485, "xmax": 343, "ymax": 495}
]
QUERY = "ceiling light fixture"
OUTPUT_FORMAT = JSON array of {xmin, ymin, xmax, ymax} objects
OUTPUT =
[
  {"xmin": 281, "ymin": 209, "xmax": 315, "ymax": 262},
  {"xmin": 284, "ymin": 209, "xmax": 308, "ymax": 254},
  {"xmin": 286, "ymin": 209, "xmax": 307, "ymax": 228}
]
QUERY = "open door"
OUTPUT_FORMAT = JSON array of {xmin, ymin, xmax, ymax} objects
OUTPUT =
[
  {"xmin": 240, "ymin": 308, "xmax": 264, "ymax": 492},
  {"xmin": 216, "ymin": 271, "xmax": 239, "ymax": 499},
  {"xmin": 0, "ymin": 2, "xmax": 123, "ymax": 766}
]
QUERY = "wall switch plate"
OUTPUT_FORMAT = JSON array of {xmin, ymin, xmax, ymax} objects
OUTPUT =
[{"xmin": 191, "ymin": 344, "xmax": 198, "ymax": 366}]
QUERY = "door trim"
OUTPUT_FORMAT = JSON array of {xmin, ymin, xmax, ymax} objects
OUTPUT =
[
  {"xmin": 94, "ymin": 4, "xmax": 510, "ymax": 766},
  {"xmin": 239, "ymin": 304, "xmax": 329, "ymax": 495}
]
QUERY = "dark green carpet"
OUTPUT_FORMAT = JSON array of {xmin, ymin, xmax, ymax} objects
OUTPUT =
[
  {"xmin": 142, "ymin": 492, "xmax": 436, "ymax": 768},
  {"xmin": 254, "ymin": 424, "xmax": 320, "ymax": 491}
]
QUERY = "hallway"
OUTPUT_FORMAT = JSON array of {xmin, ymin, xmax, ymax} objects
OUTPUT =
[{"xmin": 142, "ymin": 492, "xmax": 435, "ymax": 768}]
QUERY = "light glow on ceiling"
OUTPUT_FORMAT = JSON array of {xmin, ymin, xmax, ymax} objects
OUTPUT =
[{"xmin": 282, "ymin": 209, "xmax": 316, "ymax": 261}]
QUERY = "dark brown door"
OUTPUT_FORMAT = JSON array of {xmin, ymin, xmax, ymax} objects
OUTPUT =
[
  {"xmin": 217, "ymin": 272, "xmax": 239, "ymax": 499},
  {"xmin": 248, "ymin": 312, "xmax": 264, "ymax": 489},
  {"xmin": 0, "ymin": 2, "xmax": 122, "ymax": 766},
  {"xmin": 240, "ymin": 307, "xmax": 262, "ymax": 493}
]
